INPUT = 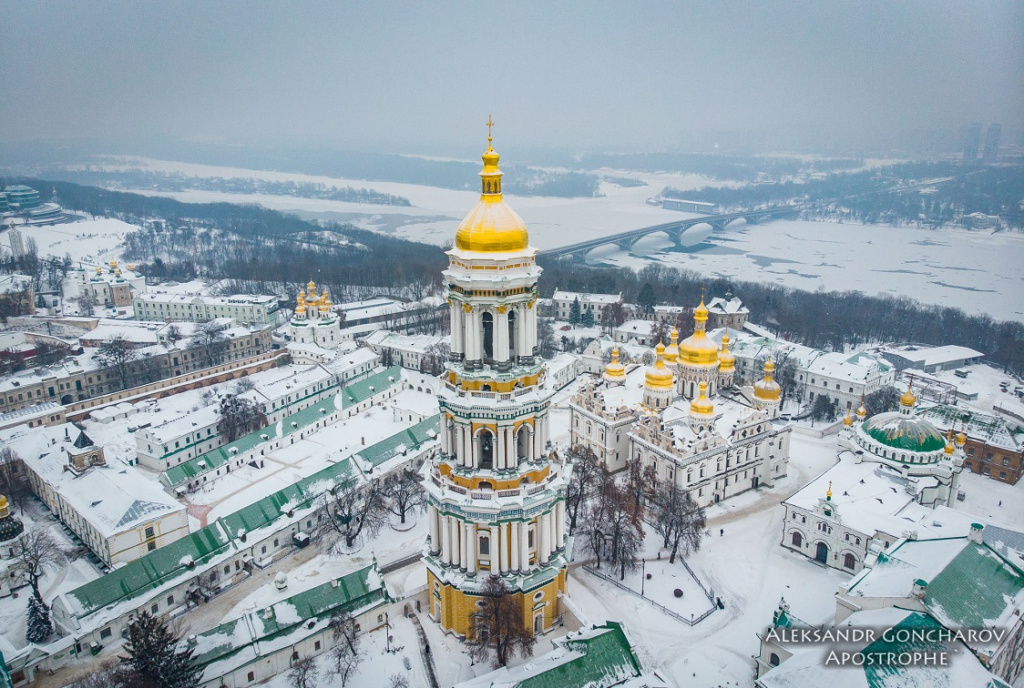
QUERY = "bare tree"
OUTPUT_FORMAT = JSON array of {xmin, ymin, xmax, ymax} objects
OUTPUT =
[
  {"xmin": 467, "ymin": 575, "xmax": 536, "ymax": 668},
  {"xmin": 190, "ymin": 321, "xmax": 228, "ymax": 368},
  {"xmin": 32, "ymin": 339, "xmax": 70, "ymax": 366},
  {"xmin": 382, "ymin": 466, "xmax": 426, "ymax": 525},
  {"xmin": 327, "ymin": 608, "xmax": 362, "ymax": 686},
  {"xmin": 313, "ymin": 478, "xmax": 389, "ymax": 552},
  {"xmin": 624, "ymin": 455, "xmax": 657, "ymax": 511},
  {"xmin": 0, "ymin": 446, "xmax": 31, "ymax": 514},
  {"xmin": 388, "ymin": 674, "xmax": 410, "ymax": 688},
  {"xmin": 217, "ymin": 394, "xmax": 266, "ymax": 442},
  {"xmin": 10, "ymin": 528, "xmax": 67, "ymax": 602},
  {"xmin": 584, "ymin": 479, "xmax": 644, "ymax": 580},
  {"xmin": 95, "ymin": 335, "xmax": 138, "ymax": 391},
  {"xmin": 288, "ymin": 657, "xmax": 319, "ymax": 688},
  {"xmin": 650, "ymin": 480, "xmax": 706, "ymax": 564},
  {"xmin": 565, "ymin": 446, "xmax": 601, "ymax": 535}
]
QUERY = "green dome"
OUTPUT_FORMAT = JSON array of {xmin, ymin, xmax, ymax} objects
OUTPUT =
[{"xmin": 863, "ymin": 413, "xmax": 946, "ymax": 453}]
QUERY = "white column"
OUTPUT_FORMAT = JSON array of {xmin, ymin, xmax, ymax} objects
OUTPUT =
[
  {"xmin": 521, "ymin": 520, "xmax": 531, "ymax": 572},
  {"xmin": 496, "ymin": 311, "xmax": 509, "ymax": 363},
  {"xmin": 499, "ymin": 522, "xmax": 509, "ymax": 575},
  {"xmin": 451, "ymin": 516, "xmax": 461, "ymax": 569},
  {"xmin": 465, "ymin": 522, "xmax": 476, "ymax": 575},
  {"xmin": 428, "ymin": 506, "xmax": 439, "ymax": 554},
  {"xmin": 450, "ymin": 303, "xmax": 463, "ymax": 356},
  {"xmin": 463, "ymin": 426, "xmax": 473, "ymax": 469},
  {"xmin": 441, "ymin": 514, "xmax": 451, "ymax": 565},
  {"xmin": 549, "ymin": 508, "xmax": 558, "ymax": 557},
  {"xmin": 489, "ymin": 524, "xmax": 499, "ymax": 572},
  {"xmin": 470, "ymin": 310, "xmax": 482, "ymax": 361},
  {"xmin": 557, "ymin": 500, "xmax": 566, "ymax": 549},
  {"xmin": 510, "ymin": 521, "xmax": 520, "ymax": 572},
  {"xmin": 539, "ymin": 513, "xmax": 550, "ymax": 566},
  {"xmin": 496, "ymin": 427, "xmax": 506, "ymax": 471},
  {"xmin": 440, "ymin": 419, "xmax": 449, "ymax": 456}
]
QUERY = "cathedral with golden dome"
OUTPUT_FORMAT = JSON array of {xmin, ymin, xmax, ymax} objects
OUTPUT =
[
  {"xmin": 421, "ymin": 124, "xmax": 570, "ymax": 640},
  {"xmin": 570, "ymin": 299, "xmax": 791, "ymax": 507},
  {"xmin": 285, "ymin": 279, "xmax": 342, "ymax": 350}
]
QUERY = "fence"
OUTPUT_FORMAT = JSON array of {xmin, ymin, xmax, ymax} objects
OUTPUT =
[{"xmin": 582, "ymin": 560, "xmax": 718, "ymax": 627}]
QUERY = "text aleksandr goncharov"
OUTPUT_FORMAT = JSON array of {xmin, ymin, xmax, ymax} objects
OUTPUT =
[{"xmin": 765, "ymin": 627, "xmax": 1007, "ymax": 667}]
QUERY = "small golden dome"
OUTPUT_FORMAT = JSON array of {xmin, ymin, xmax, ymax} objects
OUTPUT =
[
  {"xmin": 693, "ymin": 298, "xmax": 708, "ymax": 324},
  {"xmin": 843, "ymin": 411, "xmax": 853, "ymax": 427},
  {"xmin": 645, "ymin": 344, "xmax": 674, "ymax": 391},
  {"xmin": 900, "ymin": 381, "xmax": 916, "ymax": 408},
  {"xmin": 956, "ymin": 428, "xmax": 967, "ymax": 446},
  {"xmin": 664, "ymin": 328, "xmax": 680, "ymax": 363},
  {"xmin": 690, "ymin": 381, "xmax": 715, "ymax": 416},
  {"xmin": 753, "ymin": 360, "xmax": 782, "ymax": 401},
  {"xmin": 604, "ymin": 347, "xmax": 626, "ymax": 380},
  {"xmin": 857, "ymin": 399, "xmax": 868, "ymax": 419},
  {"xmin": 453, "ymin": 131, "xmax": 530, "ymax": 254},
  {"xmin": 718, "ymin": 329, "xmax": 735, "ymax": 371}
]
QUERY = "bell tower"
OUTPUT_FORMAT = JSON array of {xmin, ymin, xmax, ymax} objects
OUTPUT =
[{"xmin": 422, "ymin": 122, "xmax": 570, "ymax": 639}]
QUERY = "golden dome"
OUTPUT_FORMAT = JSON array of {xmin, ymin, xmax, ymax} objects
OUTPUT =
[
  {"xmin": 753, "ymin": 360, "xmax": 782, "ymax": 401},
  {"xmin": 944, "ymin": 430, "xmax": 956, "ymax": 455},
  {"xmin": 843, "ymin": 411, "xmax": 853, "ymax": 427},
  {"xmin": 307, "ymin": 280, "xmax": 317, "ymax": 295},
  {"xmin": 956, "ymin": 427, "xmax": 967, "ymax": 446},
  {"xmin": 664, "ymin": 328, "xmax": 680, "ymax": 363},
  {"xmin": 678, "ymin": 299, "xmax": 720, "ymax": 366},
  {"xmin": 604, "ymin": 347, "xmax": 626, "ymax": 382},
  {"xmin": 645, "ymin": 343, "xmax": 674, "ymax": 391},
  {"xmin": 453, "ymin": 126, "xmax": 530, "ymax": 254},
  {"xmin": 296, "ymin": 290, "xmax": 307, "ymax": 314},
  {"xmin": 718, "ymin": 329, "xmax": 735, "ymax": 371},
  {"xmin": 856, "ymin": 398, "xmax": 868, "ymax": 419},
  {"xmin": 690, "ymin": 381, "xmax": 715, "ymax": 417},
  {"xmin": 899, "ymin": 381, "xmax": 916, "ymax": 408}
]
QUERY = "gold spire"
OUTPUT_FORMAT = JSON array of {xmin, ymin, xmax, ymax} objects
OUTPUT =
[
  {"xmin": 856, "ymin": 395, "xmax": 868, "ymax": 419},
  {"xmin": 900, "ymin": 377, "xmax": 916, "ymax": 408},
  {"xmin": 453, "ymin": 120, "xmax": 530, "ymax": 253},
  {"xmin": 944, "ymin": 428, "xmax": 956, "ymax": 455},
  {"xmin": 826, "ymin": 480, "xmax": 832, "ymax": 501},
  {"xmin": 843, "ymin": 409, "xmax": 853, "ymax": 427},
  {"xmin": 307, "ymin": 279, "xmax": 317, "ymax": 296},
  {"xmin": 678, "ymin": 297, "xmax": 719, "ymax": 366},
  {"xmin": 956, "ymin": 422, "xmax": 967, "ymax": 446},
  {"xmin": 690, "ymin": 380, "xmax": 715, "ymax": 417},
  {"xmin": 644, "ymin": 342, "xmax": 674, "ymax": 391}
]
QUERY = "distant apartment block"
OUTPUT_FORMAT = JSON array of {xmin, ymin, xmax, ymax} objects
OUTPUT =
[
  {"xmin": 78, "ymin": 261, "xmax": 146, "ymax": 309},
  {"xmin": 550, "ymin": 289, "xmax": 623, "ymax": 323}
]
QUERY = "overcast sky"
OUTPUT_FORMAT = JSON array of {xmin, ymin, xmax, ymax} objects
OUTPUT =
[{"xmin": 1, "ymin": 1, "xmax": 1021, "ymax": 154}]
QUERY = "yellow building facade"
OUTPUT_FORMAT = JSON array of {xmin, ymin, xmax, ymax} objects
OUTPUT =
[{"xmin": 422, "ymin": 126, "xmax": 570, "ymax": 639}]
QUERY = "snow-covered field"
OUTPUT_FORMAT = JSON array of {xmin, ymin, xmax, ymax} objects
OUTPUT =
[{"xmin": 5, "ymin": 217, "xmax": 139, "ymax": 265}]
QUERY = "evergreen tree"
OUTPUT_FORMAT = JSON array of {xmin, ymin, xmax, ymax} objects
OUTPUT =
[
  {"xmin": 581, "ymin": 309, "xmax": 595, "ymax": 328},
  {"xmin": 26, "ymin": 594, "xmax": 52, "ymax": 643},
  {"xmin": 568, "ymin": 297, "xmax": 582, "ymax": 326},
  {"xmin": 637, "ymin": 282, "xmax": 656, "ymax": 314},
  {"xmin": 120, "ymin": 611, "xmax": 203, "ymax": 688}
]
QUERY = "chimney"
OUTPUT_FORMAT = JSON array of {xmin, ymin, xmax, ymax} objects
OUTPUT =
[
  {"xmin": 969, "ymin": 522, "xmax": 985, "ymax": 543},
  {"xmin": 911, "ymin": 579, "xmax": 928, "ymax": 599}
]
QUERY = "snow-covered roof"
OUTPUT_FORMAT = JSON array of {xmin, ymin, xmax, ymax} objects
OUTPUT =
[
  {"xmin": 919, "ymin": 404, "xmax": 1023, "ymax": 453},
  {"xmin": 362, "ymin": 329, "xmax": 444, "ymax": 354},
  {"xmin": 615, "ymin": 320, "xmax": 656, "ymax": 336},
  {"xmin": 0, "ymin": 274, "xmax": 32, "ymax": 294},
  {"xmin": 882, "ymin": 345, "xmax": 984, "ymax": 368},
  {"xmin": 551, "ymin": 289, "xmax": 622, "ymax": 304},
  {"xmin": 706, "ymin": 296, "xmax": 748, "ymax": 315}
]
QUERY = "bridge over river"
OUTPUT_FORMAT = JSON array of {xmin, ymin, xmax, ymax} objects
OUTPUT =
[{"xmin": 536, "ymin": 206, "xmax": 802, "ymax": 262}]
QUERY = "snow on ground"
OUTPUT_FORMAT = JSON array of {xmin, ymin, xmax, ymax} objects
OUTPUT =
[
  {"xmin": 957, "ymin": 470, "xmax": 1024, "ymax": 530},
  {"xmin": 596, "ymin": 218, "xmax": 1024, "ymax": 322},
  {"xmin": 10, "ymin": 217, "xmax": 140, "ymax": 263}
]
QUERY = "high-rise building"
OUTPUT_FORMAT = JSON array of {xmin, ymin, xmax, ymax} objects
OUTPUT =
[
  {"xmin": 422, "ymin": 125, "xmax": 570, "ymax": 639},
  {"xmin": 983, "ymin": 123, "xmax": 1002, "ymax": 163},
  {"xmin": 962, "ymin": 123, "xmax": 982, "ymax": 163}
]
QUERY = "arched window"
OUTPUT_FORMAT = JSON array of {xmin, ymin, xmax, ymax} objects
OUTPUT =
[
  {"xmin": 478, "ymin": 429, "xmax": 495, "ymax": 470},
  {"xmin": 482, "ymin": 312, "xmax": 494, "ymax": 361},
  {"xmin": 508, "ymin": 309, "xmax": 517, "ymax": 359},
  {"xmin": 791, "ymin": 531, "xmax": 803, "ymax": 547},
  {"xmin": 770, "ymin": 653, "xmax": 780, "ymax": 666},
  {"xmin": 516, "ymin": 425, "xmax": 531, "ymax": 462},
  {"xmin": 843, "ymin": 553, "xmax": 856, "ymax": 570}
]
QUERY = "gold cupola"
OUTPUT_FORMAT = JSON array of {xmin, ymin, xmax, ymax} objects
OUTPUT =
[
  {"xmin": 856, "ymin": 396, "xmax": 868, "ymax": 421},
  {"xmin": 678, "ymin": 299, "xmax": 720, "ymax": 366},
  {"xmin": 718, "ymin": 329, "xmax": 735, "ymax": 372},
  {"xmin": 454, "ymin": 117, "xmax": 530, "ymax": 254},
  {"xmin": 843, "ymin": 410, "xmax": 854, "ymax": 427},
  {"xmin": 295, "ymin": 290, "xmax": 307, "ymax": 314},
  {"xmin": 603, "ymin": 346, "xmax": 627, "ymax": 384},
  {"xmin": 690, "ymin": 380, "xmax": 715, "ymax": 417},
  {"xmin": 753, "ymin": 360, "xmax": 782, "ymax": 401},
  {"xmin": 644, "ymin": 342, "xmax": 675, "ymax": 391},
  {"xmin": 899, "ymin": 379, "xmax": 916, "ymax": 408},
  {"xmin": 664, "ymin": 328, "xmax": 680, "ymax": 364},
  {"xmin": 319, "ymin": 289, "xmax": 332, "ymax": 313}
]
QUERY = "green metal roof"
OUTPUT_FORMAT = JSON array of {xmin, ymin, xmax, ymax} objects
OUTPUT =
[
  {"xmin": 162, "ymin": 366, "xmax": 402, "ymax": 488},
  {"xmin": 67, "ymin": 523, "xmax": 231, "ymax": 617},
  {"xmin": 65, "ymin": 411, "xmax": 438, "ymax": 620},
  {"xmin": 925, "ymin": 542, "xmax": 1024, "ymax": 630},
  {"xmin": 354, "ymin": 416, "xmax": 440, "ymax": 469},
  {"xmin": 191, "ymin": 564, "xmax": 387, "ymax": 669},
  {"xmin": 515, "ymin": 621, "xmax": 642, "ymax": 688}
]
